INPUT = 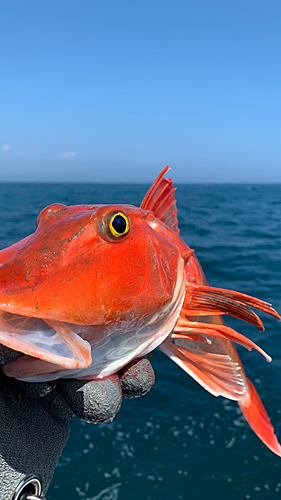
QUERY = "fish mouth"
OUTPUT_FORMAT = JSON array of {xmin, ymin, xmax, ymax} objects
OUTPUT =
[{"xmin": 1, "ymin": 258, "xmax": 186, "ymax": 381}]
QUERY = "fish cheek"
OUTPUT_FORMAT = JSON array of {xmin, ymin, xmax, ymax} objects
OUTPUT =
[
  {"xmin": 94, "ymin": 242, "xmax": 148, "ymax": 310},
  {"xmin": 146, "ymin": 230, "xmax": 181, "ymax": 301},
  {"xmin": 90, "ymin": 234, "xmax": 170, "ymax": 320}
]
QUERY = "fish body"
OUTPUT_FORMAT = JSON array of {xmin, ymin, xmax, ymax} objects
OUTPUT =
[{"xmin": 0, "ymin": 167, "xmax": 280, "ymax": 456}]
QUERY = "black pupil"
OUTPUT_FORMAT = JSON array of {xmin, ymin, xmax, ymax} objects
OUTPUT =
[{"xmin": 112, "ymin": 214, "xmax": 127, "ymax": 234}]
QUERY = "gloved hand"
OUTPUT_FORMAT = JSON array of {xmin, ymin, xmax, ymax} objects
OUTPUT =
[{"xmin": 0, "ymin": 346, "xmax": 155, "ymax": 500}]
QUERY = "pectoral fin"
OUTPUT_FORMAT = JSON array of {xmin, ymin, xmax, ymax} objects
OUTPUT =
[
  {"xmin": 239, "ymin": 378, "xmax": 281, "ymax": 457},
  {"xmin": 159, "ymin": 337, "xmax": 246, "ymax": 400},
  {"xmin": 173, "ymin": 316, "xmax": 272, "ymax": 361},
  {"xmin": 183, "ymin": 283, "xmax": 281, "ymax": 330}
]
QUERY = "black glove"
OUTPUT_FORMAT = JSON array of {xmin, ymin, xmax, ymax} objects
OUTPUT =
[{"xmin": 0, "ymin": 347, "xmax": 155, "ymax": 500}]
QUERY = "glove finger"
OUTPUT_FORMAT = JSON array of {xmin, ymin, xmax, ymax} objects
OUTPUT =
[
  {"xmin": 58, "ymin": 374, "xmax": 122, "ymax": 424},
  {"xmin": 118, "ymin": 357, "xmax": 155, "ymax": 398},
  {"xmin": 0, "ymin": 345, "xmax": 21, "ymax": 367},
  {"xmin": 0, "ymin": 373, "xmax": 70, "ymax": 498}
]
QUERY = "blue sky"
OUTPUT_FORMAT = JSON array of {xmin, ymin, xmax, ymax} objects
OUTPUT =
[{"xmin": 1, "ymin": 0, "xmax": 281, "ymax": 182}]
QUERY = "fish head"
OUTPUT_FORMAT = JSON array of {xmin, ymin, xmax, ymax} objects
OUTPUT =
[
  {"xmin": 0, "ymin": 201, "xmax": 187, "ymax": 378},
  {"xmin": 0, "ymin": 202, "xmax": 184, "ymax": 325}
]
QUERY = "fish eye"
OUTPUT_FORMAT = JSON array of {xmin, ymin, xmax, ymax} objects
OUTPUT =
[{"xmin": 107, "ymin": 212, "xmax": 130, "ymax": 238}]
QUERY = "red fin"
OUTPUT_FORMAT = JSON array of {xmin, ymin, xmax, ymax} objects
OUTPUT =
[
  {"xmin": 174, "ymin": 316, "xmax": 272, "ymax": 362},
  {"xmin": 239, "ymin": 378, "xmax": 281, "ymax": 457},
  {"xmin": 141, "ymin": 166, "xmax": 180, "ymax": 234},
  {"xmin": 159, "ymin": 339, "xmax": 246, "ymax": 400},
  {"xmin": 183, "ymin": 283, "xmax": 280, "ymax": 331},
  {"xmin": 171, "ymin": 332, "xmax": 212, "ymax": 344}
]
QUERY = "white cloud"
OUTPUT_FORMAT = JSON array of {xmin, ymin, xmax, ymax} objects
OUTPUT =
[
  {"xmin": 61, "ymin": 151, "xmax": 77, "ymax": 159},
  {"xmin": 2, "ymin": 144, "xmax": 11, "ymax": 151}
]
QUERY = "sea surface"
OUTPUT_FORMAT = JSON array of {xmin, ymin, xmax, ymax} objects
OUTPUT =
[{"xmin": 0, "ymin": 181, "xmax": 281, "ymax": 500}]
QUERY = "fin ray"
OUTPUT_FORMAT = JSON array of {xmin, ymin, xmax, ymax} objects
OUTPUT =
[
  {"xmin": 141, "ymin": 166, "xmax": 180, "ymax": 234},
  {"xmin": 239, "ymin": 378, "xmax": 281, "ymax": 457},
  {"xmin": 159, "ymin": 339, "xmax": 246, "ymax": 400},
  {"xmin": 174, "ymin": 317, "xmax": 272, "ymax": 361},
  {"xmin": 183, "ymin": 283, "xmax": 280, "ymax": 330}
]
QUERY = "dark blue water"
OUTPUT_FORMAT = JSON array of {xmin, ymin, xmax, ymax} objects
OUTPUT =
[{"xmin": 0, "ymin": 182, "xmax": 281, "ymax": 500}]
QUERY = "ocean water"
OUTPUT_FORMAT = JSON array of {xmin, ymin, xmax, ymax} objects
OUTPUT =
[{"xmin": 0, "ymin": 181, "xmax": 281, "ymax": 500}]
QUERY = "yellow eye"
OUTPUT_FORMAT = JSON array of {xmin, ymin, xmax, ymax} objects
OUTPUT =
[{"xmin": 108, "ymin": 212, "xmax": 130, "ymax": 238}]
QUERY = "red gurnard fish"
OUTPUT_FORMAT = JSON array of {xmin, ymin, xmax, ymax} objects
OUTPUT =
[{"xmin": 0, "ymin": 167, "xmax": 280, "ymax": 456}]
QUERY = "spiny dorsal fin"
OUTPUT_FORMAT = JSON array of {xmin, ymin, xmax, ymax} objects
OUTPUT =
[{"xmin": 141, "ymin": 166, "xmax": 180, "ymax": 234}]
